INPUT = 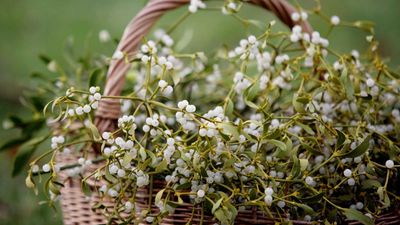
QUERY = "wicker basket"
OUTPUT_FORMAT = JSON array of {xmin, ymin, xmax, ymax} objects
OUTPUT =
[{"xmin": 55, "ymin": 0, "xmax": 399, "ymax": 224}]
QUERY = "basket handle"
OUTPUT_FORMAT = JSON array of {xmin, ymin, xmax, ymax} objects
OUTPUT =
[{"xmin": 95, "ymin": 0, "xmax": 312, "ymax": 132}]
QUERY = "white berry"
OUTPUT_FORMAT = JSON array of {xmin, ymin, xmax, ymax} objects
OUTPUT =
[
  {"xmin": 178, "ymin": 100, "xmax": 189, "ymax": 109},
  {"xmin": 330, "ymin": 15, "xmax": 340, "ymax": 25},
  {"xmin": 385, "ymin": 160, "xmax": 394, "ymax": 169},
  {"xmin": 42, "ymin": 164, "xmax": 51, "ymax": 172},
  {"xmin": 186, "ymin": 105, "xmax": 196, "ymax": 113},
  {"xmin": 264, "ymin": 187, "xmax": 274, "ymax": 196},
  {"xmin": 344, "ymin": 169, "xmax": 352, "ymax": 178},
  {"xmin": 197, "ymin": 189, "xmax": 205, "ymax": 198},
  {"xmin": 158, "ymin": 80, "xmax": 168, "ymax": 88}
]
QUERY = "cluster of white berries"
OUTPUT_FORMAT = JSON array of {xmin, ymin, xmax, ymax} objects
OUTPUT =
[
  {"xmin": 154, "ymin": 29, "xmax": 174, "ymax": 47},
  {"xmin": 137, "ymin": 38, "xmax": 180, "ymax": 77},
  {"xmin": 263, "ymin": 187, "xmax": 274, "ymax": 206},
  {"xmin": 205, "ymin": 170, "xmax": 224, "ymax": 184},
  {"xmin": 289, "ymin": 25, "xmax": 305, "ymax": 43},
  {"xmin": 256, "ymin": 52, "xmax": 272, "ymax": 71},
  {"xmin": 68, "ymin": 86, "xmax": 101, "ymax": 116},
  {"xmin": 188, "ymin": 0, "xmax": 206, "ymax": 13},
  {"xmin": 350, "ymin": 202, "xmax": 364, "ymax": 210},
  {"xmin": 51, "ymin": 135, "xmax": 65, "ymax": 149},
  {"xmin": 310, "ymin": 31, "xmax": 329, "ymax": 47},
  {"xmin": 244, "ymin": 121, "xmax": 263, "ymax": 138},
  {"xmin": 204, "ymin": 106, "xmax": 225, "ymax": 121},
  {"xmin": 157, "ymin": 56, "xmax": 175, "ymax": 70},
  {"xmin": 174, "ymin": 100, "xmax": 197, "ymax": 132},
  {"xmin": 233, "ymin": 72, "xmax": 251, "ymax": 94},
  {"xmin": 175, "ymin": 111, "xmax": 196, "ymax": 132},
  {"xmin": 271, "ymin": 74, "xmax": 291, "ymax": 89},
  {"xmin": 77, "ymin": 157, "xmax": 93, "ymax": 173},
  {"xmin": 259, "ymin": 74, "xmax": 270, "ymax": 90},
  {"xmin": 163, "ymin": 137, "xmax": 177, "ymax": 163},
  {"xmin": 291, "ymin": 11, "xmax": 308, "ymax": 22},
  {"xmin": 199, "ymin": 122, "xmax": 218, "ymax": 138},
  {"xmin": 115, "ymin": 137, "xmax": 134, "ymax": 150},
  {"xmin": 99, "ymin": 184, "xmax": 120, "ymax": 198},
  {"xmin": 275, "ymin": 54, "xmax": 290, "ymax": 65},
  {"xmin": 140, "ymin": 40, "xmax": 157, "ymax": 56},
  {"xmin": 359, "ymin": 76, "xmax": 380, "ymax": 97},
  {"xmin": 229, "ymin": 35, "xmax": 259, "ymax": 60},
  {"xmin": 221, "ymin": 1, "xmax": 239, "ymax": 14},
  {"xmin": 101, "ymin": 131, "xmax": 114, "ymax": 145},
  {"xmin": 143, "ymin": 114, "xmax": 165, "ymax": 136},
  {"xmin": 305, "ymin": 176, "xmax": 316, "ymax": 187},
  {"xmin": 177, "ymin": 100, "xmax": 196, "ymax": 113},
  {"xmin": 117, "ymin": 115, "xmax": 136, "ymax": 135},
  {"xmin": 109, "ymin": 163, "xmax": 127, "ymax": 178},
  {"xmin": 136, "ymin": 170, "xmax": 150, "ymax": 187},
  {"xmin": 198, "ymin": 106, "xmax": 226, "ymax": 138},
  {"xmin": 190, "ymin": 181, "xmax": 208, "ymax": 200}
]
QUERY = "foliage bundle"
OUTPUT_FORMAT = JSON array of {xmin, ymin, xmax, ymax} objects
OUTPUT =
[{"xmin": 5, "ymin": 1, "xmax": 400, "ymax": 224}]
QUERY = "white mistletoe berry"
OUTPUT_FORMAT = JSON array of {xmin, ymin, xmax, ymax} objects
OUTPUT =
[
  {"xmin": 291, "ymin": 12, "xmax": 300, "ymax": 22},
  {"xmin": 143, "ymin": 125, "xmax": 150, "ymax": 132},
  {"xmin": 117, "ymin": 169, "xmax": 126, "ymax": 178},
  {"xmin": 113, "ymin": 50, "xmax": 124, "ymax": 60},
  {"xmin": 248, "ymin": 35, "xmax": 257, "ymax": 44},
  {"xmin": 264, "ymin": 187, "xmax": 274, "ymax": 196},
  {"xmin": 199, "ymin": 128, "xmax": 207, "ymax": 137},
  {"xmin": 277, "ymin": 200, "xmax": 285, "ymax": 208},
  {"xmin": 305, "ymin": 176, "xmax": 315, "ymax": 186},
  {"xmin": 75, "ymin": 106, "xmax": 84, "ymax": 115},
  {"xmin": 347, "ymin": 178, "xmax": 356, "ymax": 186},
  {"xmin": 89, "ymin": 86, "xmax": 97, "ymax": 94},
  {"xmin": 42, "ymin": 164, "xmax": 51, "ymax": 173},
  {"xmin": 366, "ymin": 78, "xmax": 375, "ymax": 87},
  {"xmin": 178, "ymin": 100, "xmax": 189, "ymax": 109},
  {"xmin": 186, "ymin": 105, "xmax": 196, "ymax": 113},
  {"xmin": 167, "ymin": 137, "xmax": 175, "ymax": 146},
  {"xmin": 197, "ymin": 189, "xmax": 205, "ymax": 198},
  {"xmin": 102, "ymin": 132, "xmax": 111, "ymax": 140},
  {"xmin": 158, "ymin": 80, "xmax": 168, "ymax": 88},
  {"xmin": 93, "ymin": 93, "xmax": 102, "ymax": 101},
  {"xmin": 264, "ymin": 195, "xmax": 273, "ymax": 206},
  {"xmin": 344, "ymin": 169, "xmax": 352, "ymax": 178},
  {"xmin": 162, "ymin": 85, "xmax": 173, "ymax": 96},
  {"xmin": 330, "ymin": 15, "xmax": 340, "ymax": 26},
  {"xmin": 385, "ymin": 160, "xmax": 394, "ymax": 169},
  {"xmin": 83, "ymin": 105, "xmax": 91, "ymax": 113}
]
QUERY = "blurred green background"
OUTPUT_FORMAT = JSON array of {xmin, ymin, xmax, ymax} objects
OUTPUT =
[{"xmin": 0, "ymin": 0, "xmax": 399, "ymax": 224}]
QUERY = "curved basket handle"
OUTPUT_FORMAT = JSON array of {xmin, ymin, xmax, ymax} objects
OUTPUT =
[{"xmin": 95, "ymin": 0, "xmax": 312, "ymax": 132}]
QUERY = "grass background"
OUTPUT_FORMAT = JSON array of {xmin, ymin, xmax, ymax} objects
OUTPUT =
[{"xmin": 0, "ymin": 0, "xmax": 399, "ymax": 224}]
